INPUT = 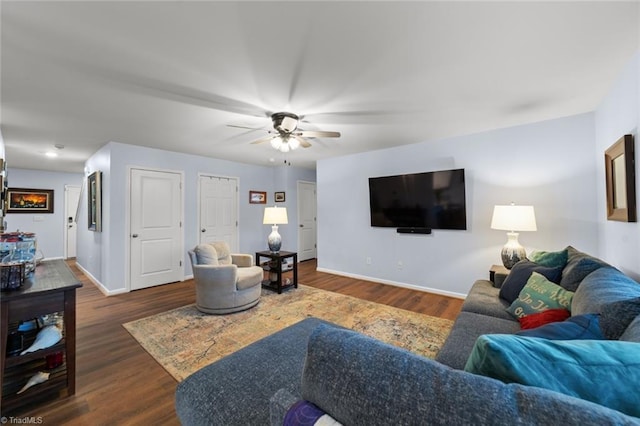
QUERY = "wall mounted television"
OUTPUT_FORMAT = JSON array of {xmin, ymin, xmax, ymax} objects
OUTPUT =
[{"xmin": 368, "ymin": 168, "xmax": 467, "ymax": 231}]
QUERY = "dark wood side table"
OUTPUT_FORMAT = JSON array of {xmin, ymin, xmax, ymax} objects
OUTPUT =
[
  {"xmin": 256, "ymin": 251, "xmax": 298, "ymax": 294},
  {"xmin": 489, "ymin": 264, "xmax": 510, "ymax": 288},
  {"xmin": 1, "ymin": 260, "xmax": 82, "ymax": 415}
]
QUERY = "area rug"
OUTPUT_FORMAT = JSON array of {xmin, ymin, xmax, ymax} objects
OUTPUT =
[{"xmin": 123, "ymin": 285, "xmax": 453, "ymax": 381}]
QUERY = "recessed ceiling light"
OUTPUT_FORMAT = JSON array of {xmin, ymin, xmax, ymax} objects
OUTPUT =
[{"xmin": 45, "ymin": 152, "xmax": 58, "ymax": 158}]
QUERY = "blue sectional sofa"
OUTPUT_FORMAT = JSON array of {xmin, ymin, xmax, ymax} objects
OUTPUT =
[{"xmin": 175, "ymin": 247, "xmax": 640, "ymax": 425}]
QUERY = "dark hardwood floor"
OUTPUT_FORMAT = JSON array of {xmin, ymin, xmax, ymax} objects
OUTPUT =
[{"xmin": 8, "ymin": 259, "xmax": 463, "ymax": 425}]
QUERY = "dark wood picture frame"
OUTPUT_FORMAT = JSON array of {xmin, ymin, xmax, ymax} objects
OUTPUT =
[
  {"xmin": 88, "ymin": 171, "xmax": 102, "ymax": 231},
  {"xmin": 274, "ymin": 191, "xmax": 286, "ymax": 202},
  {"xmin": 605, "ymin": 134, "xmax": 636, "ymax": 222},
  {"xmin": 6, "ymin": 188, "xmax": 54, "ymax": 213},
  {"xmin": 249, "ymin": 190, "xmax": 267, "ymax": 204}
]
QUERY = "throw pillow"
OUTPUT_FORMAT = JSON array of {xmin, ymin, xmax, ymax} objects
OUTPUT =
[
  {"xmin": 498, "ymin": 260, "xmax": 563, "ymax": 303},
  {"xmin": 464, "ymin": 334, "xmax": 640, "ymax": 418},
  {"xmin": 599, "ymin": 297, "xmax": 640, "ymax": 340},
  {"xmin": 529, "ymin": 248, "xmax": 568, "ymax": 269},
  {"xmin": 518, "ymin": 308, "xmax": 570, "ymax": 330},
  {"xmin": 211, "ymin": 241, "xmax": 232, "ymax": 265},
  {"xmin": 194, "ymin": 244, "xmax": 218, "ymax": 265},
  {"xmin": 506, "ymin": 272, "xmax": 574, "ymax": 319},
  {"xmin": 571, "ymin": 267, "xmax": 640, "ymax": 316},
  {"xmin": 516, "ymin": 314, "xmax": 604, "ymax": 340},
  {"xmin": 559, "ymin": 246, "xmax": 609, "ymax": 292},
  {"xmin": 284, "ymin": 400, "xmax": 343, "ymax": 426}
]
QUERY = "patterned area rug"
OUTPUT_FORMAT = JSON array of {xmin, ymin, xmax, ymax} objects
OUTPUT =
[{"xmin": 123, "ymin": 285, "xmax": 453, "ymax": 381}]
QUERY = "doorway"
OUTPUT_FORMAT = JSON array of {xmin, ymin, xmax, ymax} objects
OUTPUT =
[
  {"xmin": 198, "ymin": 174, "xmax": 239, "ymax": 251},
  {"xmin": 297, "ymin": 181, "xmax": 317, "ymax": 261},
  {"xmin": 64, "ymin": 185, "xmax": 81, "ymax": 259}
]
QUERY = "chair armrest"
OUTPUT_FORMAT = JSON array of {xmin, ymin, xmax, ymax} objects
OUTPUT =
[
  {"xmin": 269, "ymin": 388, "xmax": 300, "ymax": 426},
  {"xmin": 192, "ymin": 264, "xmax": 237, "ymax": 285},
  {"xmin": 232, "ymin": 253, "xmax": 255, "ymax": 267}
]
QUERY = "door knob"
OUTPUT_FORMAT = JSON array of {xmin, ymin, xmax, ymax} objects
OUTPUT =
[
  {"xmin": 132, "ymin": 234, "xmax": 139, "ymax": 238},
  {"xmin": 299, "ymin": 224, "xmax": 303, "ymax": 228},
  {"xmin": 201, "ymin": 229, "xmax": 206, "ymax": 233}
]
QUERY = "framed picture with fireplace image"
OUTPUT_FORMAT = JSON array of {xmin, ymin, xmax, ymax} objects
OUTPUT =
[{"xmin": 6, "ymin": 188, "xmax": 54, "ymax": 213}]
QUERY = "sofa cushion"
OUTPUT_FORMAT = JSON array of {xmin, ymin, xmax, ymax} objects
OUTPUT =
[
  {"xmin": 516, "ymin": 314, "xmax": 603, "ymax": 340},
  {"xmin": 620, "ymin": 315, "xmax": 640, "ymax": 342},
  {"xmin": 435, "ymin": 311, "xmax": 520, "ymax": 370},
  {"xmin": 303, "ymin": 324, "xmax": 638, "ymax": 425},
  {"xmin": 518, "ymin": 309, "xmax": 570, "ymax": 330},
  {"xmin": 506, "ymin": 272, "xmax": 574, "ymax": 319},
  {"xmin": 464, "ymin": 335, "xmax": 640, "ymax": 418},
  {"xmin": 499, "ymin": 261, "xmax": 563, "ymax": 303},
  {"xmin": 194, "ymin": 244, "xmax": 218, "ymax": 265},
  {"xmin": 571, "ymin": 267, "xmax": 640, "ymax": 316},
  {"xmin": 529, "ymin": 248, "xmax": 569, "ymax": 269},
  {"xmin": 559, "ymin": 246, "xmax": 609, "ymax": 292},
  {"xmin": 599, "ymin": 297, "xmax": 640, "ymax": 340},
  {"xmin": 461, "ymin": 280, "xmax": 514, "ymax": 321}
]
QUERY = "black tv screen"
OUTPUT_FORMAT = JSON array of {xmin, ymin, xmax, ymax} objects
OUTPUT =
[{"xmin": 368, "ymin": 168, "xmax": 467, "ymax": 230}]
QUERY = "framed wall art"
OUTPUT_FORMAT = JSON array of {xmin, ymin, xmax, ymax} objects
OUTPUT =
[
  {"xmin": 6, "ymin": 188, "xmax": 54, "ymax": 214},
  {"xmin": 88, "ymin": 171, "xmax": 102, "ymax": 231},
  {"xmin": 249, "ymin": 190, "xmax": 267, "ymax": 204},
  {"xmin": 605, "ymin": 134, "xmax": 636, "ymax": 222},
  {"xmin": 274, "ymin": 191, "xmax": 286, "ymax": 202}
]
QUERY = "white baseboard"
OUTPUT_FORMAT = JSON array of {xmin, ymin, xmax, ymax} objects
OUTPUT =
[
  {"xmin": 74, "ymin": 262, "xmax": 128, "ymax": 296},
  {"xmin": 315, "ymin": 267, "xmax": 466, "ymax": 299}
]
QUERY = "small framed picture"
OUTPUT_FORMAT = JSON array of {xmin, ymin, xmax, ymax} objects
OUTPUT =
[
  {"xmin": 249, "ymin": 190, "xmax": 267, "ymax": 204},
  {"xmin": 274, "ymin": 191, "xmax": 286, "ymax": 202}
]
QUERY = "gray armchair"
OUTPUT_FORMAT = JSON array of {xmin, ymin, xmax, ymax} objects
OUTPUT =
[{"xmin": 188, "ymin": 241, "xmax": 263, "ymax": 314}]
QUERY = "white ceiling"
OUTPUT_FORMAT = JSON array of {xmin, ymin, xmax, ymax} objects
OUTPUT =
[{"xmin": 1, "ymin": 1, "xmax": 638, "ymax": 173}]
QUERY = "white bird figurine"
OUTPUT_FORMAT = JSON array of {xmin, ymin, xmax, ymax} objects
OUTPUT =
[
  {"xmin": 17, "ymin": 371, "xmax": 50, "ymax": 394},
  {"xmin": 20, "ymin": 325, "xmax": 62, "ymax": 355}
]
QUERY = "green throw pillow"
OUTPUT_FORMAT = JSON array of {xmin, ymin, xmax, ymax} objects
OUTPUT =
[
  {"xmin": 529, "ymin": 248, "xmax": 568, "ymax": 269},
  {"xmin": 507, "ymin": 272, "xmax": 574, "ymax": 319},
  {"xmin": 464, "ymin": 334, "xmax": 640, "ymax": 418}
]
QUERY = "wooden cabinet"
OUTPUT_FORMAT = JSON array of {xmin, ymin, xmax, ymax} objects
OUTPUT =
[
  {"xmin": 1, "ymin": 260, "xmax": 82, "ymax": 414},
  {"xmin": 256, "ymin": 251, "xmax": 298, "ymax": 294}
]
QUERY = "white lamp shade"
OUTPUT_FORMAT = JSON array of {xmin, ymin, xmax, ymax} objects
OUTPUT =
[
  {"xmin": 491, "ymin": 205, "xmax": 537, "ymax": 232},
  {"xmin": 263, "ymin": 206, "xmax": 288, "ymax": 225}
]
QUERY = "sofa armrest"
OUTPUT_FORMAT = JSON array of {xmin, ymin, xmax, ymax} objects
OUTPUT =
[
  {"xmin": 269, "ymin": 388, "xmax": 299, "ymax": 426},
  {"xmin": 301, "ymin": 325, "xmax": 640, "ymax": 426},
  {"xmin": 232, "ymin": 253, "xmax": 255, "ymax": 267}
]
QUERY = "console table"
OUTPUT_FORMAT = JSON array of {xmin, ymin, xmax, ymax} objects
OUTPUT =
[
  {"xmin": 256, "ymin": 251, "xmax": 298, "ymax": 294},
  {"xmin": 1, "ymin": 260, "xmax": 82, "ymax": 414}
]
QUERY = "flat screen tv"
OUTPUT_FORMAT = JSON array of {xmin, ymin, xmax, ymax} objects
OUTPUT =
[{"xmin": 368, "ymin": 168, "xmax": 467, "ymax": 230}]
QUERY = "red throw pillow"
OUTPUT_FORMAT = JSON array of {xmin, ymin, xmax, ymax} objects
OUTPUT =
[{"xmin": 519, "ymin": 309, "xmax": 571, "ymax": 330}]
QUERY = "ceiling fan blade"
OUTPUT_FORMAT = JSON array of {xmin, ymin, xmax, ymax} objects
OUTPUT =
[
  {"xmin": 227, "ymin": 124, "xmax": 265, "ymax": 130},
  {"xmin": 250, "ymin": 135, "xmax": 276, "ymax": 145},
  {"xmin": 293, "ymin": 136, "xmax": 312, "ymax": 148},
  {"xmin": 296, "ymin": 130, "xmax": 341, "ymax": 138}
]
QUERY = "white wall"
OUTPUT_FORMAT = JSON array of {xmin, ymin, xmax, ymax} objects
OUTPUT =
[
  {"xmin": 317, "ymin": 113, "xmax": 599, "ymax": 297},
  {"xmin": 5, "ymin": 168, "xmax": 84, "ymax": 259},
  {"xmin": 75, "ymin": 142, "xmax": 315, "ymax": 294},
  {"xmin": 595, "ymin": 52, "xmax": 640, "ymax": 280}
]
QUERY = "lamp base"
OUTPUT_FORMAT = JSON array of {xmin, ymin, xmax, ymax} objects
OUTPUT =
[
  {"xmin": 267, "ymin": 225, "xmax": 282, "ymax": 253},
  {"xmin": 501, "ymin": 232, "xmax": 526, "ymax": 269}
]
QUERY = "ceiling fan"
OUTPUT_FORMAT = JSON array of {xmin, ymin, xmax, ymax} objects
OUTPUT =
[{"xmin": 230, "ymin": 112, "xmax": 341, "ymax": 153}]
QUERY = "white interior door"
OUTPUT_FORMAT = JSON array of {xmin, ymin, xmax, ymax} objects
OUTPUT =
[
  {"xmin": 64, "ymin": 185, "xmax": 81, "ymax": 259},
  {"xmin": 199, "ymin": 175, "xmax": 238, "ymax": 251},
  {"xmin": 130, "ymin": 168, "xmax": 183, "ymax": 290},
  {"xmin": 297, "ymin": 181, "xmax": 317, "ymax": 261}
]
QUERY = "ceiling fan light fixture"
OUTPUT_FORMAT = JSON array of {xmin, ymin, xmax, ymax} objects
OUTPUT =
[
  {"xmin": 279, "ymin": 141, "xmax": 291, "ymax": 153},
  {"xmin": 288, "ymin": 137, "xmax": 300, "ymax": 150},
  {"xmin": 270, "ymin": 136, "xmax": 283, "ymax": 149}
]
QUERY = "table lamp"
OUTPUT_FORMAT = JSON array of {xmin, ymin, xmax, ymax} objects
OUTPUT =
[
  {"xmin": 263, "ymin": 206, "xmax": 288, "ymax": 253},
  {"xmin": 491, "ymin": 204, "xmax": 537, "ymax": 269}
]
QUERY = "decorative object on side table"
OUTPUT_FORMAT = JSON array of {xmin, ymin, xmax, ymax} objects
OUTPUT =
[
  {"xmin": 263, "ymin": 206, "xmax": 288, "ymax": 253},
  {"xmin": 605, "ymin": 134, "xmax": 636, "ymax": 222},
  {"xmin": 491, "ymin": 203, "xmax": 537, "ymax": 269}
]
